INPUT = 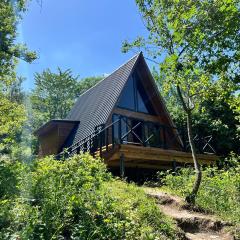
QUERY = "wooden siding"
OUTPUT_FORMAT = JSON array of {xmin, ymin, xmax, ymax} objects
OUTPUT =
[
  {"xmin": 113, "ymin": 108, "xmax": 161, "ymax": 123},
  {"xmin": 38, "ymin": 122, "xmax": 77, "ymax": 157}
]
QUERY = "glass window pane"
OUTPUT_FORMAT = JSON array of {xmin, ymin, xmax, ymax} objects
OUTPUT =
[
  {"xmin": 117, "ymin": 76, "xmax": 135, "ymax": 110},
  {"xmin": 145, "ymin": 123, "xmax": 161, "ymax": 147},
  {"xmin": 137, "ymin": 89, "xmax": 148, "ymax": 113},
  {"xmin": 135, "ymin": 72, "xmax": 156, "ymax": 115}
]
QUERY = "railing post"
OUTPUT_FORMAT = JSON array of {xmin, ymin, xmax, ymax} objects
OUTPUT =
[
  {"xmin": 112, "ymin": 124, "xmax": 115, "ymax": 148},
  {"xmin": 120, "ymin": 153, "xmax": 125, "ymax": 178},
  {"xmin": 99, "ymin": 132, "xmax": 102, "ymax": 158},
  {"xmin": 119, "ymin": 116, "xmax": 122, "ymax": 144},
  {"xmin": 199, "ymin": 135, "xmax": 204, "ymax": 154},
  {"xmin": 142, "ymin": 122, "xmax": 146, "ymax": 147},
  {"xmin": 76, "ymin": 146, "xmax": 80, "ymax": 155},
  {"xmin": 180, "ymin": 128, "xmax": 186, "ymax": 151},
  {"xmin": 83, "ymin": 141, "xmax": 87, "ymax": 153},
  {"xmin": 89, "ymin": 137, "xmax": 92, "ymax": 154},
  {"xmin": 106, "ymin": 128, "xmax": 109, "ymax": 152},
  {"xmin": 172, "ymin": 160, "xmax": 177, "ymax": 172},
  {"xmin": 163, "ymin": 126, "xmax": 167, "ymax": 149},
  {"xmin": 92, "ymin": 138, "xmax": 95, "ymax": 157}
]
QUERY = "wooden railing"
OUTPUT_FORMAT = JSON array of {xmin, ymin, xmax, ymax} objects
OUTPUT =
[
  {"xmin": 56, "ymin": 116, "xmax": 215, "ymax": 160},
  {"xmin": 56, "ymin": 119, "xmax": 120, "ymax": 159}
]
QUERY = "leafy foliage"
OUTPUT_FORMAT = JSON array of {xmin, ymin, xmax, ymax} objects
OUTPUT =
[
  {"xmin": 125, "ymin": 0, "xmax": 240, "ymax": 201},
  {"xmin": 0, "ymin": 0, "xmax": 36, "ymax": 155},
  {"xmin": 0, "ymin": 0, "xmax": 37, "ymax": 83},
  {"xmin": 77, "ymin": 76, "xmax": 103, "ymax": 95},
  {"xmin": 0, "ymin": 156, "xmax": 25, "ymax": 199},
  {"xmin": 0, "ymin": 94, "xmax": 26, "ymax": 153},
  {"xmin": 160, "ymin": 153, "xmax": 240, "ymax": 224},
  {"xmin": 31, "ymin": 68, "xmax": 79, "ymax": 129},
  {"xmin": 154, "ymin": 70, "xmax": 240, "ymax": 156},
  {"xmin": 125, "ymin": 0, "xmax": 240, "ymax": 84},
  {"xmin": 0, "ymin": 153, "xmax": 176, "ymax": 239},
  {"xmin": 30, "ymin": 68, "xmax": 103, "ymax": 131},
  {"xmin": 124, "ymin": 0, "xmax": 240, "ymax": 146}
]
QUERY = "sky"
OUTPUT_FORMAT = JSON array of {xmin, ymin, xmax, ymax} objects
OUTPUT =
[{"xmin": 17, "ymin": 0, "xmax": 150, "ymax": 90}]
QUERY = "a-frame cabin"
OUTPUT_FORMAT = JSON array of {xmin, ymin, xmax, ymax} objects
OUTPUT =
[{"xmin": 35, "ymin": 53, "xmax": 217, "ymax": 172}]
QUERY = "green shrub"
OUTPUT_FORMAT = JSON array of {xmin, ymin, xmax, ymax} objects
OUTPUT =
[
  {"xmin": 161, "ymin": 154, "xmax": 240, "ymax": 224},
  {"xmin": 0, "ymin": 154, "xmax": 176, "ymax": 239},
  {"xmin": 0, "ymin": 156, "xmax": 26, "ymax": 199}
]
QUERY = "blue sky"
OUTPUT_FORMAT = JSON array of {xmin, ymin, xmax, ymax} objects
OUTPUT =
[{"xmin": 17, "ymin": 0, "xmax": 150, "ymax": 90}]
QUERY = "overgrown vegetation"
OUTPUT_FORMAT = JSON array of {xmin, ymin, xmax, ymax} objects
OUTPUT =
[
  {"xmin": 0, "ymin": 0, "xmax": 36, "ymax": 155},
  {"xmin": 160, "ymin": 154, "xmax": 240, "ymax": 224},
  {"xmin": 0, "ymin": 153, "xmax": 176, "ymax": 239},
  {"xmin": 153, "ymin": 69, "xmax": 240, "ymax": 156},
  {"xmin": 123, "ymin": 0, "xmax": 240, "ymax": 203}
]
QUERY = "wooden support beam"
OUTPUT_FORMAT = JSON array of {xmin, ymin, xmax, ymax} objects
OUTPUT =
[
  {"xmin": 172, "ymin": 160, "xmax": 177, "ymax": 172},
  {"xmin": 120, "ymin": 153, "xmax": 125, "ymax": 178},
  {"xmin": 108, "ymin": 161, "xmax": 172, "ymax": 170}
]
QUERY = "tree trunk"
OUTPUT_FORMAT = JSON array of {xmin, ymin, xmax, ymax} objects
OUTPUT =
[
  {"xmin": 176, "ymin": 86, "xmax": 202, "ymax": 204},
  {"xmin": 185, "ymin": 110, "xmax": 202, "ymax": 204}
]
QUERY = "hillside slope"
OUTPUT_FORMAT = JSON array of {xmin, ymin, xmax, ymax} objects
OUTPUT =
[{"xmin": 145, "ymin": 188, "xmax": 235, "ymax": 240}]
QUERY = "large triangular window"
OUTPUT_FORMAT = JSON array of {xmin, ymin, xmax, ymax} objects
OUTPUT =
[
  {"xmin": 137, "ymin": 89, "xmax": 148, "ymax": 113},
  {"xmin": 117, "ymin": 76, "xmax": 135, "ymax": 110},
  {"xmin": 117, "ymin": 72, "xmax": 156, "ymax": 115}
]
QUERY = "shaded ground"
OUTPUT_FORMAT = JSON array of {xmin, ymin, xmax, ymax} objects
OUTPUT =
[{"xmin": 144, "ymin": 188, "xmax": 235, "ymax": 240}]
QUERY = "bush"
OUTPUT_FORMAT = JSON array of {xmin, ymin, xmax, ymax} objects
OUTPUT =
[
  {"xmin": 161, "ymin": 154, "xmax": 240, "ymax": 224},
  {"xmin": 0, "ymin": 154, "xmax": 176, "ymax": 239},
  {"xmin": 0, "ymin": 156, "xmax": 26, "ymax": 199}
]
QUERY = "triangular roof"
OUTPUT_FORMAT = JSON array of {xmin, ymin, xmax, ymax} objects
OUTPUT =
[
  {"xmin": 66, "ymin": 52, "xmax": 181, "ymax": 147},
  {"xmin": 66, "ymin": 53, "xmax": 140, "ymax": 144}
]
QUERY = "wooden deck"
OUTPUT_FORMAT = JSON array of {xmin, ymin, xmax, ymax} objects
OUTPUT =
[{"xmin": 97, "ymin": 144, "xmax": 218, "ymax": 170}]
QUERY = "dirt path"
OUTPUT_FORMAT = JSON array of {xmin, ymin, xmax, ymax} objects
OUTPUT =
[{"xmin": 144, "ymin": 188, "xmax": 234, "ymax": 240}]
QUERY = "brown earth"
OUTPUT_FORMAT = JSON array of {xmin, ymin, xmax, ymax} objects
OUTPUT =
[{"xmin": 144, "ymin": 188, "xmax": 235, "ymax": 240}]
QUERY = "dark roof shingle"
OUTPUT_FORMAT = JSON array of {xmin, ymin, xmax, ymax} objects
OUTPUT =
[{"xmin": 66, "ymin": 53, "xmax": 141, "ymax": 145}]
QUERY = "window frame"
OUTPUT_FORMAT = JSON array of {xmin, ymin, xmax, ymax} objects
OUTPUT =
[{"xmin": 117, "ymin": 71, "xmax": 156, "ymax": 115}]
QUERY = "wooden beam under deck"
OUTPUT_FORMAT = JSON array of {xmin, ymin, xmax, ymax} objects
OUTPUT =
[
  {"xmin": 102, "ymin": 144, "xmax": 218, "ymax": 169},
  {"xmin": 107, "ymin": 161, "xmax": 174, "ymax": 170}
]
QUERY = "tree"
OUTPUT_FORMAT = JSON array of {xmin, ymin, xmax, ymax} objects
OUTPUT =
[
  {"xmin": 123, "ymin": 0, "xmax": 240, "ymax": 203},
  {"xmin": 31, "ymin": 72, "xmax": 103, "ymax": 130},
  {"xmin": 0, "ymin": 0, "xmax": 36, "ymax": 84},
  {"xmin": 5, "ymin": 76, "xmax": 26, "ymax": 103},
  {"xmin": 31, "ymin": 68, "xmax": 79, "ymax": 128},
  {"xmin": 77, "ymin": 76, "xmax": 103, "ymax": 95},
  {"xmin": 154, "ymin": 69, "xmax": 240, "ymax": 156},
  {"xmin": 0, "ymin": 0, "xmax": 37, "ymax": 155},
  {"xmin": 0, "ymin": 94, "xmax": 26, "ymax": 153}
]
